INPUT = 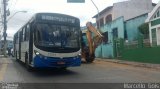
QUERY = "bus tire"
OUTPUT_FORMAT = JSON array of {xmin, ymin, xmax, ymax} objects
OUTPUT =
[
  {"xmin": 25, "ymin": 53, "xmax": 33, "ymax": 71},
  {"xmin": 85, "ymin": 52, "xmax": 95, "ymax": 63},
  {"xmin": 15, "ymin": 51, "xmax": 18, "ymax": 61}
]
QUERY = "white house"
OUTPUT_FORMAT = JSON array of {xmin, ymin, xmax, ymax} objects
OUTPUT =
[
  {"xmin": 93, "ymin": 0, "xmax": 155, "ymax": 29},
  {"xmin": 146, "ymin": 1, "xmax": 160, "ymax": 46}
]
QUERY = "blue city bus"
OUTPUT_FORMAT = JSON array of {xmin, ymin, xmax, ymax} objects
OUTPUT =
[{"xmin": 13, "ymin": 13, "xmax": 81, "ymax": 70}]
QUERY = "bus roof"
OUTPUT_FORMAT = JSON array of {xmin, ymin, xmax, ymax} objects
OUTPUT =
[{"xmin": 14, "ymin": 13, "xmax": 80, "ymax": 35}]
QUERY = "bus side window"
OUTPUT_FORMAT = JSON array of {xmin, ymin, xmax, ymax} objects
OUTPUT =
[
  {"xmin": 24, "ymin": 26, "xmax": 28, "ymax": 41},
  {"xmin": 18, "ymin": 32, "xmax": 19, "ymax": 44},
  {"xmin": 15, "ymin": 34, "xmax": 18, "ymax": 44},
  {"xmin": 20, "ymin": 30, "xmax": 23, "ymax": 43},
  {"xmin": 16, "ymin": 34, "xmax": 18, "ymax": 44},
  {"xmin": 26, "ymin": 24, "xmax": 30, "ymax": 41},
  {"xmin": 22, "ymin": 28, "xmax": 25, "ymax": 42},
  {"xmin": 24, "ymin": 26, "xmax": 26, "ymax": 41}
]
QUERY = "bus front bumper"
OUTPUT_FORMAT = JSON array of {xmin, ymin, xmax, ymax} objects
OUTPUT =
[{"xmin": 33, "ymin": 55, "xmax": 81, "ymax": 68}]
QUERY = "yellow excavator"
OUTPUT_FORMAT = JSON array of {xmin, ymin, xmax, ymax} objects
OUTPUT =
[{"xmin": 81, "ymin": 22, "xmax": 103, "ymax": 63}]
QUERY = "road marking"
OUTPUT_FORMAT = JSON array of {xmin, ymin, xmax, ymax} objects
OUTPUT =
[{"xmin": 0, "ymin": 59, "xmax": 8, "ymax": 81}]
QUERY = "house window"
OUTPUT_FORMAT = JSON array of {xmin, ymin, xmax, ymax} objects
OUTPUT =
[
  {"xmin": 105, "ymin": 14, "xmax": 112, "ymax": 24},
  {"xmin": 112, "ymin": 28, "xmax": 118, "ymax": 38},
  {"xmin": 152, "ymin": 28, "xmax": 157, "ymax": 46},
  {"xmin": 96, "ymin": 20, "xmax": 100, "ymax": 29},
  {"xmin": 154, "ymin": 15, "xmax": 156, "ymax": 18},
  {"xmin": 100, "ymin": 18, "xmax": 104, "ymax": 27},
  {"xmin": 153, "ymin": 10, "xmax": 160, "ymax": 19},
  {"xmin": 124, "ymin": 29, "xmax": 128, "ymax": 40},
  {"xmin": 97, "ymin": 18, "xmax": 104, "ymax": 29},
  {"xmin": 157, "ymin": 11, "xmax": 160, "ymax": 17},
  {"xmin": 102, "ymin": 31, "xmax": 108, "ymax": 44}
]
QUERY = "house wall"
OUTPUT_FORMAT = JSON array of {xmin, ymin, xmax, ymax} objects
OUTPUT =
[
  {"xmin": 125, "ymin": 14, "xmax": 148, "ymax": 41},
  {"xmin": 95, "ymin": 0, "xmax": 153, "ymax": 30},
  {"xmin": 113, "ymin": 0, "xmax": 152, "ymax": 21},
  {"xmin": 96, "ymin": 14, "xmax": 148, "ymax": 58},
  {"xmin": 95, "ymin": 17, "xmax": 124, "ymax": 58}
]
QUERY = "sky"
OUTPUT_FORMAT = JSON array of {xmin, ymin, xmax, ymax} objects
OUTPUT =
[{"xmin": 3, "ymin": 0, "xmax": 160, "ymax": 39}]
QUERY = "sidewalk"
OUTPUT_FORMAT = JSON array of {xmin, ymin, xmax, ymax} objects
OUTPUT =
[
  {"xmin": 96, "ymin": 58, "xmax": 160, "ymax": 70},
  {"xmin": 0, "ymin": 56, "xmax": 12, "ymax": 64},
  {"xmin": 0, "ymin": 56, "xmax": 11, "ymax": 81},
  {"xmin": 0, "ymin": 55, "xmax": 4, "ymax": 58}
]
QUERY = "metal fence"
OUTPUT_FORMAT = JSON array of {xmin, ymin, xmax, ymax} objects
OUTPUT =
[
  {"xmin": 122, "ymin": 34, "xmax": 150, "ymax": 49},
  {"xmin": 124, "ymin": 39, "xmax": 150, "ymax": 49}
]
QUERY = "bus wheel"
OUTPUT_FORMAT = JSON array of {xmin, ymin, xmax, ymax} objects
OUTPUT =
[
  {"xmin": 25, "ymin": 53, "xmax": 33, "ymax": 71},
  {"xmin": 85, "ymin": 53, "xmax": 95, "ymax": 63},
  {"xmin": 15, "ymin": 51, "xmax": 18, "ymax": 61}
]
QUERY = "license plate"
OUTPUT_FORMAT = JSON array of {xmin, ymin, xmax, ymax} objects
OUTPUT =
[{"xmin": 57, "ymin": 62, "xmax": 65, "ymax": 65}]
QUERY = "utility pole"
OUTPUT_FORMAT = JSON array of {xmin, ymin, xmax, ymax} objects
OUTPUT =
[
  {"xmin": 90, "ymin": 0, "xmax": 100, "ymax": 29},
  {"xmin": 2, "ymin": 0, "xmax": 7, "ymax": 56}
]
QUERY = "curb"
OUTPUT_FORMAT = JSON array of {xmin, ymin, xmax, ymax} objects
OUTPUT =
[{"xmin": 96, "ymin": 58, "xmax": 160, "ymax": 70}]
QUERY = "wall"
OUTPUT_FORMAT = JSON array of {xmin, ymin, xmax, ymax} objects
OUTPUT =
[
  {"xmin": 125, "ymin": 14, "xmax": 148, "ymax": 41},
  {"xmin": 113, "ymin": 0, "xmax": 152, "ymax": 21},
  {"xmin": 95, "ymin": 17, "xmax": 125, "ymax": 58},
  {"xmin": 121, "ymin": 46, "xmax": 160, "ymax": 64},
  {"xmin": 95, "ymin": 44, "xmax": 114, "ymax": 58}
]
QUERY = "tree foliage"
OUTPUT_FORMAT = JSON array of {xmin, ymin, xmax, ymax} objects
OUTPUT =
[{"xmin": 138, "ymin": 23, "xmax": 149, "ymax": 35}]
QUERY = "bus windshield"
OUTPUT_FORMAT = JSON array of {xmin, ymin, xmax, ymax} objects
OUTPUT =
[{"xmin": 34, "ymin": 23, "xmax": 80, "ymax": 50}]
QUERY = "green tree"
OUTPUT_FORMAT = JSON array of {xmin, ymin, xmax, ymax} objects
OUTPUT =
[
  {"xmin": 138, "ymin": 23, "xmax": 149, "ymax": 39},
  {"xmin": 138, "ymin": 23, "xmax": 149, "ymax": 34}
]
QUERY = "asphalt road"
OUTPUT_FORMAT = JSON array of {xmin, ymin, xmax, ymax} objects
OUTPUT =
[{"xmin": 0, "ymin": 57, "xmax": 160, "ymax": 83}]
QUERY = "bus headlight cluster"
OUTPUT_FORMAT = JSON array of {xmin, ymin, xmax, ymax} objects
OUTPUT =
[
  {"xmin": 34, "ymin": 50, "xmax": 40, "ymax": 55},
  {"xmin": 34, "ymin": 50, "xmax": 46, "ymax": 59},
  {"xmin": 75, "ymin": 54, "xmax": 81, "ymax": 59}
]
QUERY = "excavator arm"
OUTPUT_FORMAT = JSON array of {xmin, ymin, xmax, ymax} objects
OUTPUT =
[{"xmin": 82, "ymin": 22, "xmax": 103, "ymax": 63}]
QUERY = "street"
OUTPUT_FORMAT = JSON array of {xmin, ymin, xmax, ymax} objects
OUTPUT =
[{"xmin": 0, "ymin": 57, "xmax": 160, "ymax": 83}]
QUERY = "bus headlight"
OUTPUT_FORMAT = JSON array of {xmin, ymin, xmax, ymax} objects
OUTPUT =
[
  {"xmin": 34, "ymin": 50, "xmax": 40, "ymax": 55},
  {"xmin": 36, "ymin": 52, "xmax": 40, "ymax": 55},
  {"xmin": 76, "ymin": 54, "xmax": 81, "ymax": 59}
]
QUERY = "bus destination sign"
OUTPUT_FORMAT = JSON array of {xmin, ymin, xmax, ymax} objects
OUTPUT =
[{"xmin": 41, "ymin": 15, "xmax": 76, "ymax": 24}]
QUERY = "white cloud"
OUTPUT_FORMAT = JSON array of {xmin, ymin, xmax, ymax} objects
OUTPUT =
[{"xmin": 4, "ymin": 0, "xmax": 160, "ymax": 38}]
